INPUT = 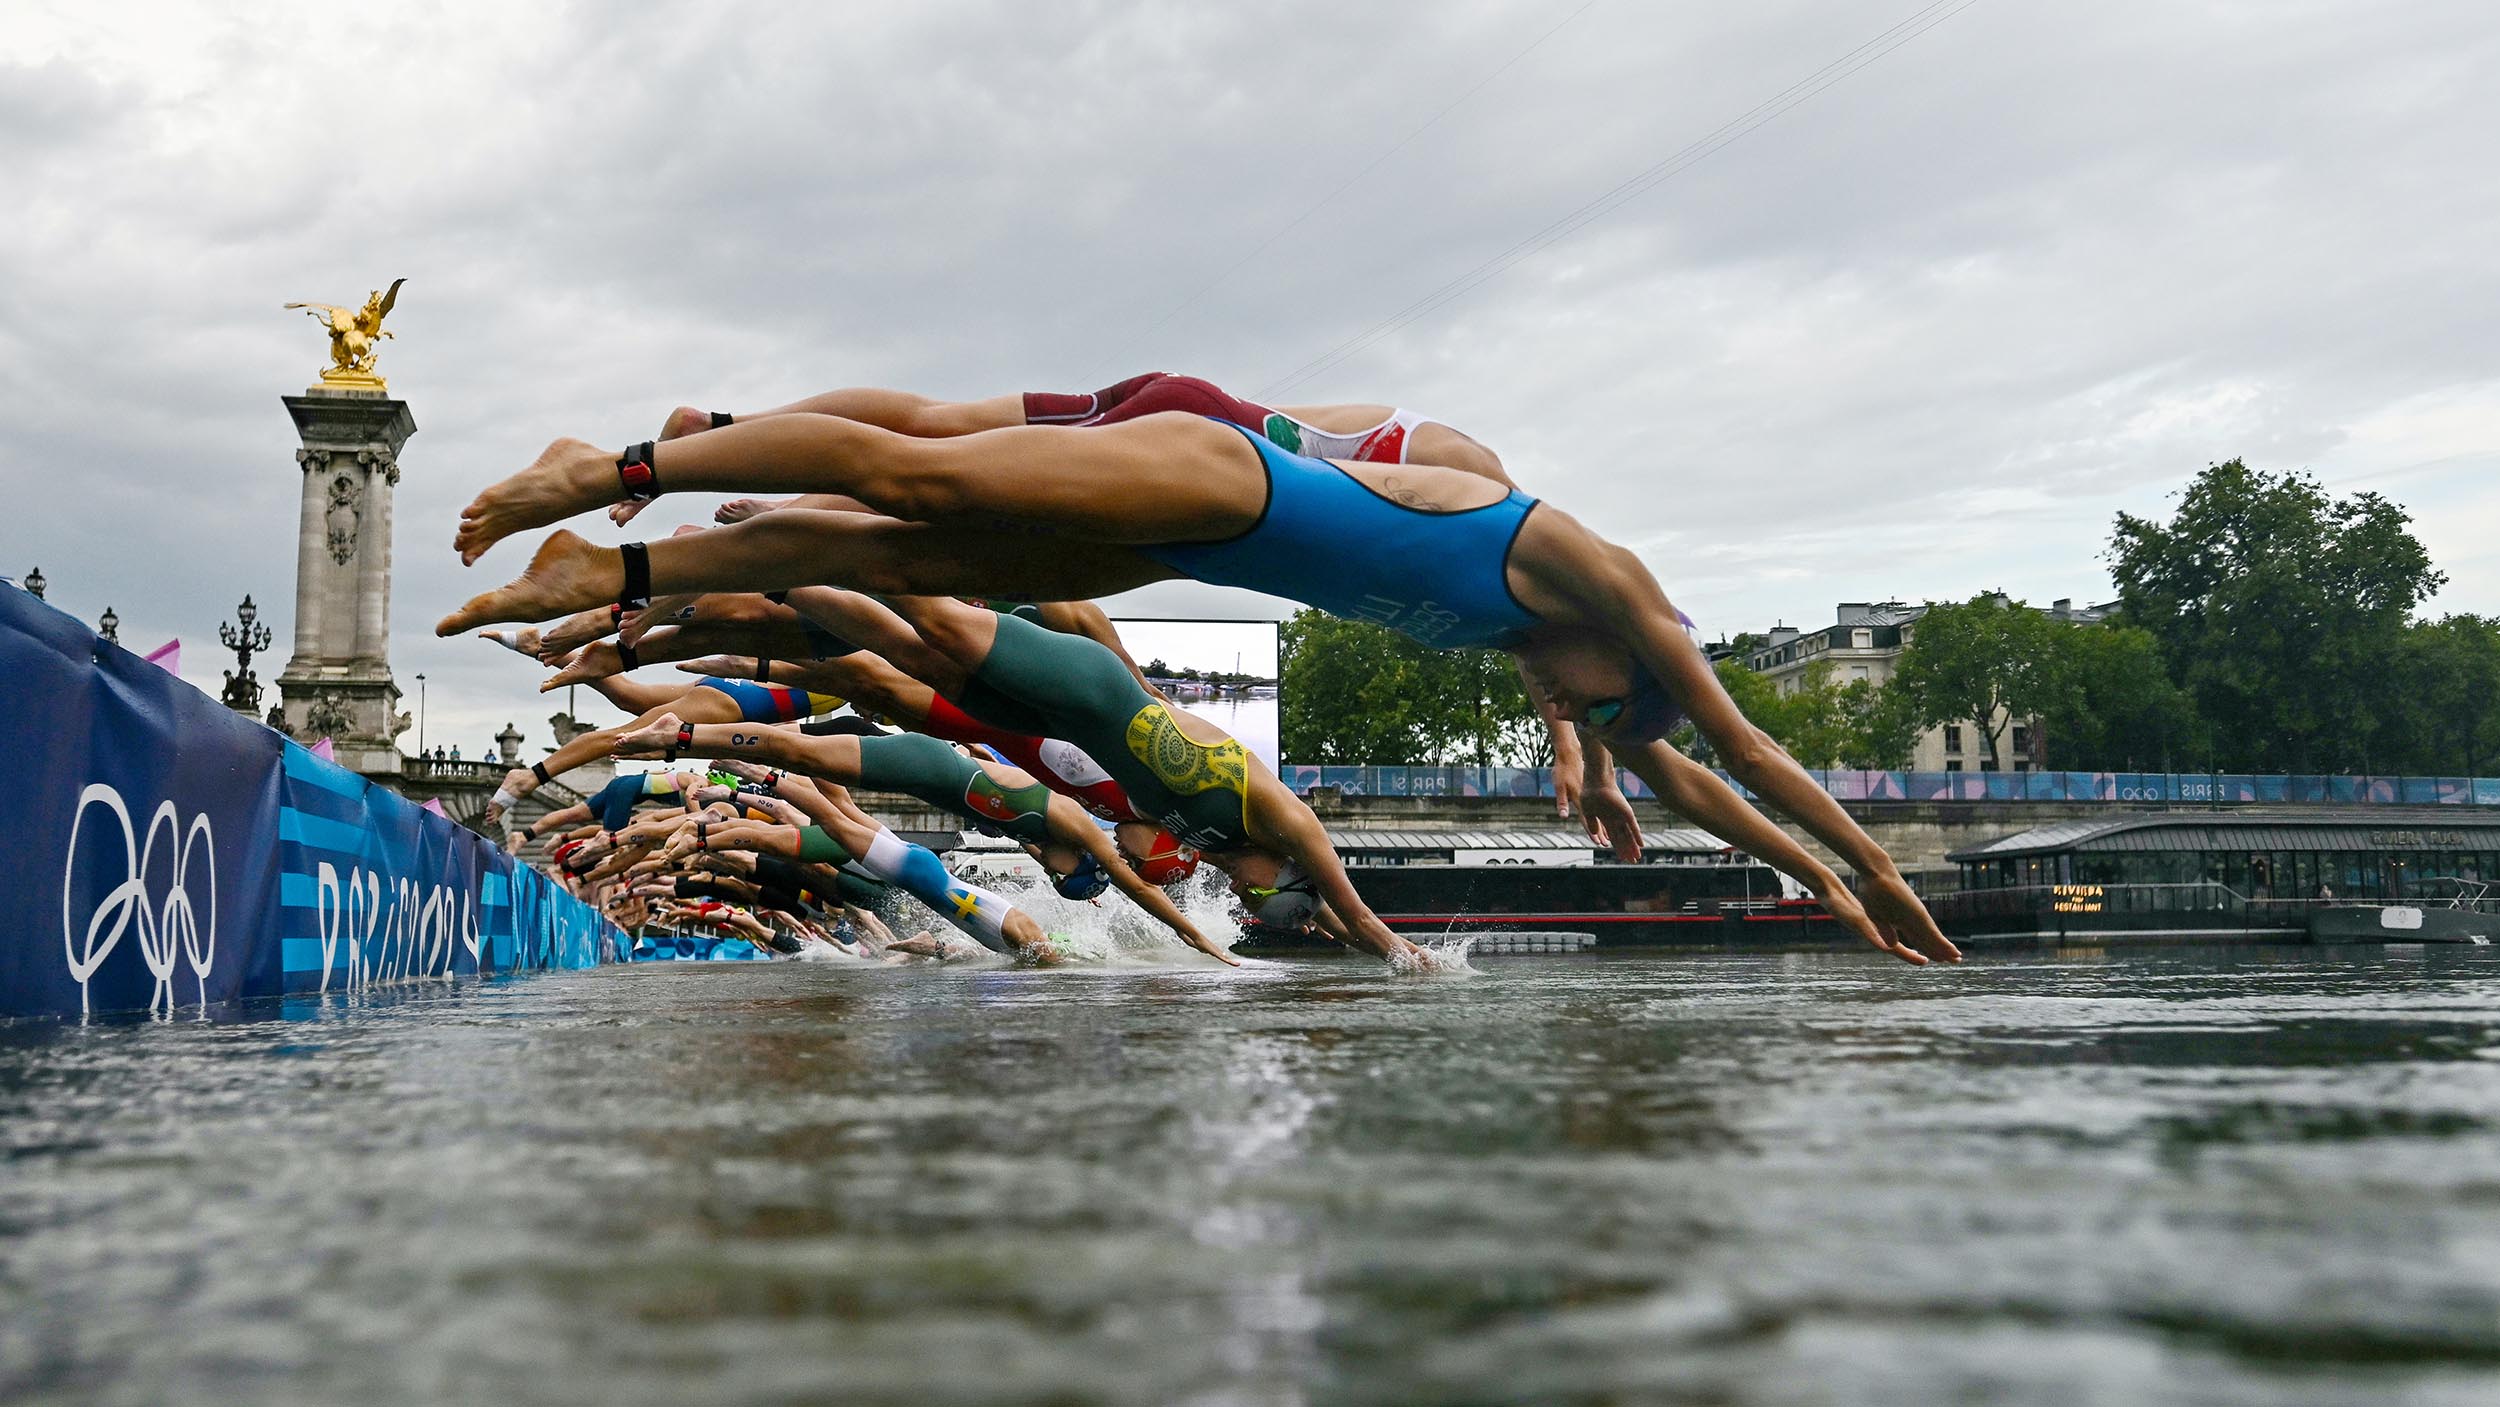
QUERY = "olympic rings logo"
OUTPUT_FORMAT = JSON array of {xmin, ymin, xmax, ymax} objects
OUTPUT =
[{"xmin": 62, "ymin": 782, "xmax": 217, "ymax": 1017}]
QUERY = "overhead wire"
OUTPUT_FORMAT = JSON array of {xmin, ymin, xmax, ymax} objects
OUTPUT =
[
  {"xmin": 1254, "ymin": 0, "xmax": 1989, "ymax": 402},
  {"xmin": 1084, "ymin": 0, "xmax": 1602, "ymax": 384}
]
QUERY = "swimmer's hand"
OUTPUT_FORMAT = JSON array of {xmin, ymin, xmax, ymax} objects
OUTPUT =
[
  {"xmin": 612, "ymin": 713, "xmax": 687, "ymax": 760},
  {"xmin": 1578, "ymin": 783, "xmax": 1644, "ymax": 863},
  {"xmin": 1832, "ymin": 872, "xmax": 1962, "ymax": 967},
  {"xmin": 1552, "ymin": 764, "xmax": 1581, "ymax": 822},
  {"xmin": 1183, "ymin": 930, "xmax": 1244, "ymax": 967}
]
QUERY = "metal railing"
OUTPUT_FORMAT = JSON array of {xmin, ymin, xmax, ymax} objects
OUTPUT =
[
  {"xmin": 1283, "ymin": 765, "xmax": 2500, "ymax": 808},
  {"xmin": 1924, "ymin": 878, "xmax": 2500, "ymax": 938}
]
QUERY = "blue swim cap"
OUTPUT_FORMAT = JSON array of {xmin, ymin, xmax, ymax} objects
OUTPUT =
[
  {"xmin": 1608, "ymin": 672, "xmax": 1686, "ymax": 742},
  {"xmin": 1054, "ymin": 854, "xmax": 1111, "ymax": 901},
  {"xmin": 1603, "ymin": 609, "xmax": 1699, "ymax": 742}
]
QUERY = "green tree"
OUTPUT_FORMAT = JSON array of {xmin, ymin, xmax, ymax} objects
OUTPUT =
[
  {"xmin": 1685, "ymin": 659, "xmax": 1917, "ymax": 769},
  {"xmin": 1891, "ymin": 593, "xmax": 2060, "ymax": 764},
  {"xmin": 2382, "ymin": 615, "xmax": 2500, "ymax": 775},
  {"xmin": 2107, "ymin": 460, "xmax": 2442, "ymax": 771},
  {"xmin": 2035, "ymin": 622, "xmax": 2204, "ymax": 770},
  {"xmin": 1833, "ymin": 678, "xmax": 1920, "ymax": 769},
  {"xmin": 1278, "ymin": 610, "xmax": 1540, "ymax": 764}
]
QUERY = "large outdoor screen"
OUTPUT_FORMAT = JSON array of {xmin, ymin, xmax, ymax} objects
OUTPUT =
[{"xmin": 1110, "ymin": 618, "xmax": 1281, "ymax": 769}]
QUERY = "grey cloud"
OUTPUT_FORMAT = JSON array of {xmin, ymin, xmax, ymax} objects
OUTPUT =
[{"xmin": 5, "ymin": 0, "xmax": 2498, "ymax": 750}]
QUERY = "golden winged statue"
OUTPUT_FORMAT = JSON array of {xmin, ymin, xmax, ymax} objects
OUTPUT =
[{"xmin": 285, "ymin": 277, "xmax": 405, "ymax": 390}]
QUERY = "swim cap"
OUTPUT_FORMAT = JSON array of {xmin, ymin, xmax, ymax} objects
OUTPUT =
[
  {"xmin": 1128, "ymin": 828, "xmax": 1200, "ymax": 886},
  {"xmin": 1252, "ymin": 861, "xmax": 1321, "ymax": 927},
  {"xmin": 1054, "ymin": 854, "xmax": 1112, "ymax": 901},
  {"xmin": 1604, "ymin": 609, "xmax": 1700, "ymax": 742}
]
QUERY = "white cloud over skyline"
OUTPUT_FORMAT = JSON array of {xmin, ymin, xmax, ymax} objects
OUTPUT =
[{"xmin": 4, "ymin": 1, "xmax": 2496, "ymax": 754}]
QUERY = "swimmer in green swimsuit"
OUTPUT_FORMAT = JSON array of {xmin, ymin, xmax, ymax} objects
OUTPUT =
[
  {"xmin": 608, "ymin": 714, "xmax": 1238, "ymax": 965},
  {"xmin": 441, "ymin": 409, "xmax": 1957, "ymax": 967},
  {"xmin": 880, "ymin": 596, "xmax": 1423, "ymax": 965}
]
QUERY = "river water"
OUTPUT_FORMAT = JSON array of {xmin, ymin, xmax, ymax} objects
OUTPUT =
[{"xmin": 5, "ymin": 946, "xmax": 2500, "ymax": 1405}]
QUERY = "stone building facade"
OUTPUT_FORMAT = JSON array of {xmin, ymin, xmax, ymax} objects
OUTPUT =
[{"xmin": 1745, "ymin": 598, "xmax": 2112, "ymax": 771}]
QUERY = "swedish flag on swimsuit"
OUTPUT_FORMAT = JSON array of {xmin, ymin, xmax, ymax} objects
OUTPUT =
[{"xmin": 1139, "ymin": 419, "xmax": 1543, "ymax": 650}]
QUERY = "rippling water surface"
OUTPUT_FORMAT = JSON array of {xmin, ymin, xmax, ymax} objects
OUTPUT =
[{"xmin": 6, "ymin": 946, "xmax": 2500, "ymax": 1405}]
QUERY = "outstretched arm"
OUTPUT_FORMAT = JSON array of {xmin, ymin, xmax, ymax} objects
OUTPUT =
[
  {"xmin": 1247, "ymin": 776, "xmax": 1421, "ymax": 966},
  {"xmin": 1608, "ymin": 739, "xmax": 1905, "ymax": 960},
  {"xmin": 1605, "ymin": 561, "xmax": 1958, "ymax": 965},
  {"xmin": 1055, "ymin": 799, "xmax": 1238, "ymax": 965}
]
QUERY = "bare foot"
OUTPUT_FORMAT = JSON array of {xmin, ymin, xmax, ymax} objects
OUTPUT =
[
  {"xmin": 612, "ymin": 712, "xmax": 687, "ymax": 760},
  {"xmin": 454, "ymin": 438, "xmax": 622, "ymax": 566},
  {"xmin": 618, "ymin": 593, "xmax": 702, "ymax": 647},
  {"xmin": 436, "ymin": 530, "xmax": 622, "ymax": 635},
  {"xmin": 477, "ymin": 627, "xmax": 543, "ymax": 656},
  {"xmin": 675, "ymin": 653, "xmax": 767, "ymax": 680},
  {"xmin": 541, "ymin": 605, "xmax": 622, "ymax": 654},
  {"xmin": 542, "ymin": 642, "xmax": 631, "ymax": 690},
  {"xmin": 659, "ymin": 406, "xmax": 715, "ymax": 442},
  {"xmin": 714, "ymin": 497, "xmax": 787, "ymax": 524}
]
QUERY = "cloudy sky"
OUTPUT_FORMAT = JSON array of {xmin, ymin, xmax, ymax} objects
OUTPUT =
[{"xmin": 4, "ymin": 1, "xmax": 2496, "ymax": 756}]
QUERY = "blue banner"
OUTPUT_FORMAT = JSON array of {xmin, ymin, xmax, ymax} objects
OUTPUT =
[{"xmin": 1, "ymin": 585, "xmax": 620, "ymax": 1020}]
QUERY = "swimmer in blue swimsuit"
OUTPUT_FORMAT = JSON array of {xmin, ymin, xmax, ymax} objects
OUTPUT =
[{"xmin": 445, "ymin": 403, "xmax": 1960, "ymax": 966}]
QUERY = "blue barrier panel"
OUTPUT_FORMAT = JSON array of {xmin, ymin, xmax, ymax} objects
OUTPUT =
[
  {"xmin": 1, "ymin": 586, "xmax": 620, "ymax": 1019},
  {"xmin": 632, "ymin": 934, "xmax": 771, "ymax": 962}
]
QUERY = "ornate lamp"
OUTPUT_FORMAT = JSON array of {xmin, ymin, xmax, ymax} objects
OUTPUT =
[
  {"xmin": 23, "ymin": 566, "xmax": 44, "ymax": 600},
  {"xmin": 220, "ymin": 594, "xmax": 273, "ymax": 716},
  {"xmin": 98, "ymin": 606, "xmax": 119, "ymax": 643}
]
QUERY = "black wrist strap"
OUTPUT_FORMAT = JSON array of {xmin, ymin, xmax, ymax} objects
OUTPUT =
[
  {"xmin": 617, "ymin": 442, "xmax": 658, "ymax": 500},
  {"xmin": 763, "ymin": 590, "xmax": 789, "ymax": 606},
  {"xmin": 615, "ymin": 639, "xmax": 640, "ymax": 671},
  {"xmin": 709, "ymin": 411, "xmax": 734, "ymax": 430},
  {"xmin": 618, "ymin": 541, "xmax": 652, "ymax": 609},
  {"xmin": 531, "ymin": 761, "xmax": 552, "ymax": 784},
  {"xmin": 755, "ymin": 655, "xmax": 771, "ymax": 681}
]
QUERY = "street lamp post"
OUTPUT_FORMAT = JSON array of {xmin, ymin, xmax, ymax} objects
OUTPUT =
[
  {"xmin": 98, "ymin": 606, "xmax": 118, "ymax": 644},
  {"xmin": 23, "ymin": 566, "xmax": 44, "ymax": 601},
  {"xmin": 219, "ymin": 594, "xmax": 272, "ymax": 716},
  {"xmin": 416, "ymin": 673, "xmax": 428, "ymax": 756}
]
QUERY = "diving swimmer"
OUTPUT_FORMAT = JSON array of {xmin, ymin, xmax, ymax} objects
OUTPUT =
[{"xmin": 444, "ymin": 409, "xmax": 1959, "ymax": 966}]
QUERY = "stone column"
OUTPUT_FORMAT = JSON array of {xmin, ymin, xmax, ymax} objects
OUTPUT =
[{"xmin": 277, "ymin": 388, "xmax": 417, "ymax": 777}]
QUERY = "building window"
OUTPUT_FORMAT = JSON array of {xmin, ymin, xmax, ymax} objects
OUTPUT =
[
  {"xmin": 1944, "ymin": 725, "xmax": 1964, "ymax": 753},
  {"xmin": 1851, "ymin": 628, "xmax": 1873, "ymax": 649},
  {"xmin": 1849, "ymin": 666, "xmax": 1869, "ymax": 681},
  {"xmin": 2011, "ymin": 724, "xmax": 2031, "ymax": 753},
  {"xmin": 1945, "ymin": 761, "xmax": 1963, "ymax": 773},
  {"xmin": 2013, "ymin": 761, "xmax": 2030, "ymax": 774},
  {"xmin": 1980, "ymin": 759, "xmax": 2000, "ymax": 772}
]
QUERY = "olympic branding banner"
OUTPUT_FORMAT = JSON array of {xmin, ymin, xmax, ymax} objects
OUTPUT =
[{"xmin": 1, "ymin": 584, "xmax": 620, "ymax": 1020}]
